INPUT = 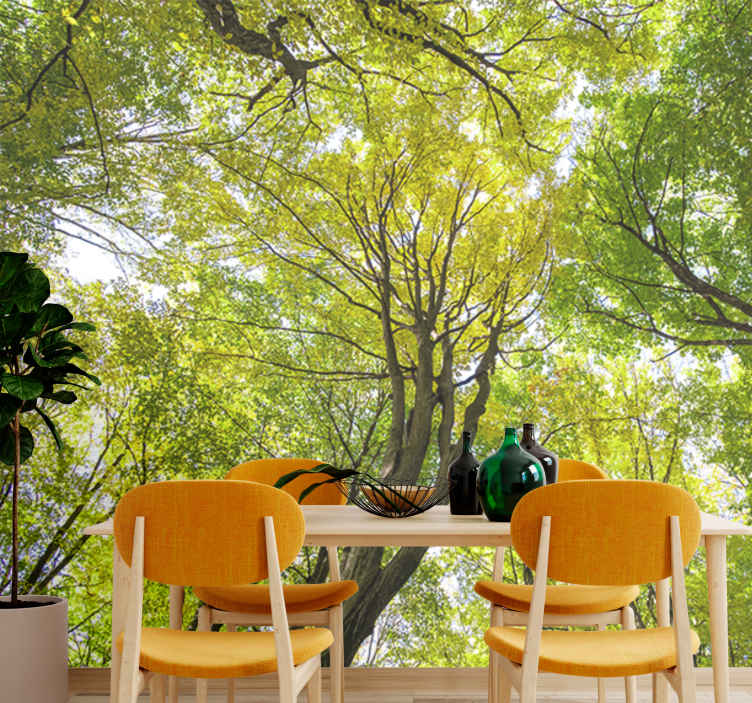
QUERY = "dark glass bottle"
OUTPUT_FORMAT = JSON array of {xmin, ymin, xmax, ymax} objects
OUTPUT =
[
  {"xmin": 477, "ymin": 427, "xmax": 545, "ymax": 522},
  {"xmin": 448, "ymin": 431, "xmax": 482, "ymax": 515},
  {"xmin": 520, "ymin": 423, "xmax": 559, "ymax": 485}
]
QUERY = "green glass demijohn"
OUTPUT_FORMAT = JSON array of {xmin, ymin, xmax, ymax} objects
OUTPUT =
[{"xmin": 477, "ymin": 427, "xmax": 546, "ymax": 522}]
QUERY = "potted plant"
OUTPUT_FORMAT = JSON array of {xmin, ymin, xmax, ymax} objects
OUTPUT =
[{"xmin": 0, "ymin": 251, "xmax": 99, "ymax": 703}]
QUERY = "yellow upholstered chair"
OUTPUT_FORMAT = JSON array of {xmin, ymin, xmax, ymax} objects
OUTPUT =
[
  {"xmin": 483, "ymin": 479, "xmax": 701, "ymax": 703},
  {"xmin": 475, "ymin": 459, "xmax": 640, "ymax": 703},
  {"xmin": 557, "ymin": 457, "xmax": 609, "ymax": 481},
  {"xmin": 112, "ymin": 480, "xmax": 333, "ymax": 703},
  {"xmin": 194, "ymin": 459, "xmax": 358, "ymax": 703}
]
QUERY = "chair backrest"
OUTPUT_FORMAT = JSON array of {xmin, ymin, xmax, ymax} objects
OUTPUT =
[
  {"xmin": 113, "ymin": 480, "xmax": 305, "ymax": 586},
  {"xmin": 558, "ymin": 458, "xmax": 608, "ymax": 481},
  {"xmin": 226, "ymin": 458, "xmax": 347, "ymax": 505},
  {"xmin": 511, "ymin": 480, "xmax": 701, "ymax": 586}
]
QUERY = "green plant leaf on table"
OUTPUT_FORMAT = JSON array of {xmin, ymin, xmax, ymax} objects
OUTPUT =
[
  {"xmin": 297, "ymin": 477, "xmax": 345, "ymax": 503},
  {"xmin": 274, "ymin": 463, "xmax": 360, "ymax": 503}
]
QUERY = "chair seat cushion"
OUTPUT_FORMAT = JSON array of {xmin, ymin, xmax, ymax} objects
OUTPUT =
[
  {"xmin": 116, "ymin": 627, "xmax": 334, "ymax": 679},
  {"xmin": 485, "ymin": 626, "xmax": 700, "ymax": 677},
  {"xmin": 194, "ymin": 581, "xmax": 358, "ymax": 614},
  {"xmin": 474, "ymin": 582, "xmax": 640, "ymax": 615}
]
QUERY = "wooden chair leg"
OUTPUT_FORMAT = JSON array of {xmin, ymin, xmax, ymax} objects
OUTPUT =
[
  {"xmin": 488, "ymin": 649, "xmax": 496, "ymax": 703},
  {"xmin": 597, "ymin": 623, "xmax": 607, "ymax": 703},
  {"xmin": 489, "ymin": 545, "xmax": 506, "ymax": 703},
  {"xmin": 488, "ymin": 632, "xmax": 496, "ymax": 700},
  {"xmin": 495, "ymin": 608, "xmax": 511, "ymax": 703},
  {"xmin": 306, "ymin": 665, "xmax": 322, "ymax": 703},
  {"xmin": 622, "ymin": 606, "xmax": 637, "ymax": 703},
  {"xmin": 329, "ymin": 605, "xmax": 345, "ymax": 703},
  {"xmin": 497, "ymin": 650, "xmax": 512, "ymax": 703},
  {"xmin": 167, "ymin": 675, "xmax": 178, "ymax": 703},
  {"xmin": 149, "ymin": 673, "xmax": 166, "ymax": 703},
  {"xmin": 226, "ymin": 623, "xmax": 237, "ymax": 703},
  {"xmin": 196, "ymin": 678, "xmax": 208, "ymax": 703},
  {"xmin": 167, "ymin": 586, "xmax": 183, "ymax": 703},
  {"xmin": 655, "ymin": 579, "xmax": 671, "ymax": 703},
  {"xmin": 597, "ymin": 677, "xmax": 607, "ymax": 703},
  {"xmin": 196, "ymin": 605, "xmax": 211, "ymax": 702},
  {"xmin": 670, "ymin": 517, "xmax": 697, "ymax": 703}
]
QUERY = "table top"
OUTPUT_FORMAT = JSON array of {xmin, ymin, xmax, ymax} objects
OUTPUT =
[{"xmin": 83, "ymin": 505, "xmax": 752, "ymax": 546}]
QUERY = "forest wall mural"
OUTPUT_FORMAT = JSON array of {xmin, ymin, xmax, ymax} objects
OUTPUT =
[{"xmin": 1, "ymin": 0, "xmax": 750, "ymax": 667}]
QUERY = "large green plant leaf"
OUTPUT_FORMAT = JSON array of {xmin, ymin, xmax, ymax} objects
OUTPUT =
[
  {"xmin": 57, "ymin": 363, "xmax": 102, "ymax": 386},
  {"xmin": 1, "ymin": 373, "xmax": 44, "ymax": 400},
  {"xmin": 11, "ymin": 267, "xmax": 50, "ymax": 313},
  {"xmin": 30, "ymin": 304, "xmax": 73, "ymax": 335},
  {"xmin": 0, "ymin": 424, "xmax": 34, "ymax": 465},
  {"xmin": 0, "ymin": 394, "xmax": 21, "ymax": 427},
  {"xmin": 41, "ymin": 390, "xmax": 77, "ymax": 404},
  {"xmin": 0, "ymin": 252, "xmax": 28, "ymax": 288},
  {"xmin": 0, "ymin": 312, "xmax": 35, "ymax": 345},
  {"xmin": 36, "ymin": 322, "xmax": 97, "ymax": 339},
  {"xmin": 35, "ymin": 408, "xmax": 62, "ymax": 450},
  {"xmin": 28, "ymin": 345, "xmax": 76, "ymax": 369},
  {"xmin": 64, "ymin": 322, "xmax": 96, "ymax": 332},
  {"xmin": 38, "ymin": 331, "xmax": 71, "ymax": 353}
]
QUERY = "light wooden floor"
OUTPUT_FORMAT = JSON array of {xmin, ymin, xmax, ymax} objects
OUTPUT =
[
  {"xmin": 68, "ymin": 667, "xmax": 752, "ymax": 703},
  {"xmin": 68, "ymin": 691, "xmax": 752, "ymax": 703}
]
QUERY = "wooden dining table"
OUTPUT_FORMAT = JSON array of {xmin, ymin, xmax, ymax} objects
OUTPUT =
[{"xmin": 85, "ymin": 504, "xmax": 752, "ymax": 703}]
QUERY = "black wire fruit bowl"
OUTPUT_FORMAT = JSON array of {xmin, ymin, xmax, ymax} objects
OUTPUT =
[
  {"xmin": 340, "ymin": 478, "xmax": 447, "ymax": 518},
  {"xmin": 271, "ymin": 463, "xmax": 447, "ymax": 517}
]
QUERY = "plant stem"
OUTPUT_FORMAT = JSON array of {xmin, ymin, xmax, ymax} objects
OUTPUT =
[{"xmin": 11, "ymin": 412, "xmax": 20, "ymax": 605}]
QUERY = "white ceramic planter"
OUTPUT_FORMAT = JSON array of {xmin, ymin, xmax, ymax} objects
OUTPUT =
[{"xmin": 0, "ymin": 595, "xmax": 68, "ymax": 703}]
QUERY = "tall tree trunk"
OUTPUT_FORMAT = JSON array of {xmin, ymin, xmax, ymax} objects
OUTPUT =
[{"xmin": 340, "ymin": 545, "xmax": 428, "ymax": 664}]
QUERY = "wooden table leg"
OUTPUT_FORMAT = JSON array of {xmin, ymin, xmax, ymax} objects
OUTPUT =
[
  {"xmin": 111, "ymin": 545, "xmax": 129, "ymax": 703},
  {"xmin": 327, "ymin": 547, "xmax": 344, "ymax": 703},
  {"xmin": 706, "ymin": 535, "xmax": 729, "ymax": 703},
  {"xmin": 654, "ymin": 577, "xmax": 671, "ymax": 703}
]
